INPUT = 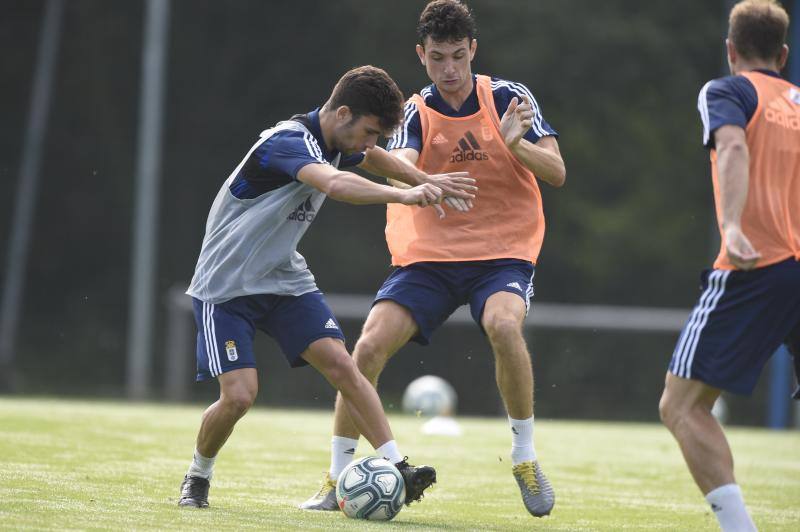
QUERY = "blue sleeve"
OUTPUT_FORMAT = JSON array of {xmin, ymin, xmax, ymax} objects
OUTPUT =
[
  {"xmin": 387, "ymin": 100, "xmax": 422, "ymax": 153},
  {"xmin": 491, "ymin": 78, "xmax": 558, "ymax": 143},
  {"xmin": 262, "ymin": 130, "xmax": 328, "ymax": 179},
  {"xmin": 340, "ymin": 152, "xmax": 366, "ymax": 168},
  {"xmin": 697, "ymin": 76, "xmax": 757, "ymax": 148}
]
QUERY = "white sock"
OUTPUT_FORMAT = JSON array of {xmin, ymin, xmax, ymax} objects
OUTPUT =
[
  {"xmin": 187, "ymin": 449, "xmax": 216, "ymax": 480},
  {"xmin": 705, "ymin": 484, "xmax": 756, "ymax": 532},
  {"xmin": 376, "ymin": 440, "xmax": 403, "ymax": 464},
  {"xmin": 330, "ymin": 436, "xmax": 359, "ymax": 479},
  {"xmin": 509, "ymin": 415, "xmax": 537, "ymax": 465}
]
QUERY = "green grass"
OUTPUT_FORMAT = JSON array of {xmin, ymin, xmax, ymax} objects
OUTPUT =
[{"xmin": 0, "ymin": 398, "xmax": 797, "ymax": 531}]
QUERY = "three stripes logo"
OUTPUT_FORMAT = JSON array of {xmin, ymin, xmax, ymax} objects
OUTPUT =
[
  {"xmin": 765, "ymin": 89, "xmax": 800, "ymax": 130},
  {"xmin": 287, "ymin": 195, "xmax": 316, "ymax": 222},
  {"xmin": 324, "ymin": 318, "xmax": 339, "ymax": 330},
  {"xmin": 449, "ymin": 130, "xmax": 490, "ymax": 163}
]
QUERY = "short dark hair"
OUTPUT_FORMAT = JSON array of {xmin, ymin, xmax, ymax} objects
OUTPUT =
[
  {"xmin": 729, "ymin": 0, "xmax": 789, "ymax": 61},
  {"xmin": 417, "ymin": 0, "xmax": 477, "ymax": 46},
  {"xmin": 327, "ymin": 66, "xmax": 404, "ymax": 131}
]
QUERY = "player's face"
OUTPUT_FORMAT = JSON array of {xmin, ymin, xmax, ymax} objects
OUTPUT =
[
  {"xmin": 334, "ymin": 112, "xmax": 384, "ymax": 155},
  {"xmin": 416, "ymin": 37, "xmax": 477, "ymax": 96}
]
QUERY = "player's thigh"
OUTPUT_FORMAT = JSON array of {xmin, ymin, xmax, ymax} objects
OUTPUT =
[
  {"xmin": 301, "ymin": 337, "xmax": 354, "ymax": 383},
  {"xmin": 259, "ymin": 291, "xmax": 346, "ymax": 369},
  {"xmin": 468, "ymin": 260, "xmax": 534, "ymax": 333},
  {"xmin": 356, "ymin": 300, "xmax": 419, "ymax": 358},
  {"xmin": 481, "ymin": 291, "xmax": 527, "ymax": 329},
  {"xmin": 373, "ymin": 264, "xmax": 460, "ymax": 345}
]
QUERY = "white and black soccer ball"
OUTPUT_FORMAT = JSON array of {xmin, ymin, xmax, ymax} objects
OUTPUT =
[
  {"xmin": 402, "ymin": 375, "xmax": 457, "ymax": 416},
  {"xmin": 336, "ymin": 456, "xmax": 405, "ymax": 521}
]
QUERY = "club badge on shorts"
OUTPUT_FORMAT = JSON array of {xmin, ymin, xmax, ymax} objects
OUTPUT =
[{"xmin": 225, "ymin": 340, "xmax": 239, "ymax": 362}]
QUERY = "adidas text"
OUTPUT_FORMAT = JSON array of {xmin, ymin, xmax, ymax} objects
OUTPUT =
[{"xmin": 450, "ymin": 150, "xmax": 489, "ymax": 163}]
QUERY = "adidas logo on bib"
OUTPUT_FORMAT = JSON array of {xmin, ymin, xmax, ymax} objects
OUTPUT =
[
  {"xmin": 765, "ymin": 90, "xmax": 800, "ymax": 130},
  {"xmin": 287, "ymin": 195, "xmax": 316, "ymax": 222},
  {"xmin": 450, "ymin": 130, "xmax": 490, "ymax": 162},
  {"xmin": 506, "ymin": 282, "xmax": 523, "ymax": 291},
  {"xmin": 324, "ymin": 318, "xmax": 338, "ymax": 330}
]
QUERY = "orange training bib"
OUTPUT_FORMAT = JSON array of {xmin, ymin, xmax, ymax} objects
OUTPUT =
[
  {"xmin": 710, "ymin": 71, "xmax": 800, "ymax": 269},
  {"xmin": 386, "ymin": 75, "xmax": 545, "ymax": 266}
]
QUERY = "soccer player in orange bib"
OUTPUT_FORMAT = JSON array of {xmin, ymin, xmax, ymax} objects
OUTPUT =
[
  {"xmin": 301, "ymin": 0, "xmax": 565, "ymax": 518},
  {"xmin": 659, "ymin": 2, "xmax": 800, "ymax": 531}
]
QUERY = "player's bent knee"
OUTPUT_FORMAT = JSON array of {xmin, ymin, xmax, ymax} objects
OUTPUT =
[
  {"xmin": 658, "ymin": 392, "xmax": 674, "ymax": 427},
  {"xmin": 323, "ymin": 353, "xmax": 361, "ymax": 390},
  {"xmin": 484, "ymin": 315, "xmax": 523, "ymax": 343},
  {"xmin": 658, "ymin": 387, "xmax": 700, "ymax": 431},
  {"xmin": 222, "ymin": 389, "xmax": 257, "ymax": 416},
  {"xmin": 218, "ymin": 370, "xmax": 258, "ymax": 415},
  {"xmin": 353, "ymin": 338, "xmax": 390, "ymax": 376}
]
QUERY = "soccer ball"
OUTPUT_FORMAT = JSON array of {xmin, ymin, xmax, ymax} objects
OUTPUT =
[
  {"xmin": 336, "ymin": 456, "xmax": 405, "ymax": 521},
  {"xmin": 402, "ymin": 375, "xmax": 457, "ymax": 416}
]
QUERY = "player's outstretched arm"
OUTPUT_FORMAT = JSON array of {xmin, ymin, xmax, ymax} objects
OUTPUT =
[
  {"xmin": 296, "ymin": 162, "xmax": 443, "ymax": 207},
  {"xmin": 714, "ymin": 124, "xmax": 761, "ymax": 270},
  {"xmin": 500, "ymin": 96, "xmax": 566, "ymax": 187},
  {"xmin": 360, "ymin": 146, "xmax": 477, "ymax": 201}
]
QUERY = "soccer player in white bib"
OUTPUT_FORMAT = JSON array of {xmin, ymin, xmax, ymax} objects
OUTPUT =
[{"xmin": 178, "ymin": 66, "xmax": 477, "ymax": 509}]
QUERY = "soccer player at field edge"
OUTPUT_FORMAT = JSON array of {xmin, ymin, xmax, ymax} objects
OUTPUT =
[
  {"xmin": 301, "ymin": 0, "xmax": 565, "ymax": 518},
  {"xmin": 178, "ymin": 65, "xmax": 478, "ymax": 509},
  {"xmin": 659, "ymin": 1, "xmax": 800, "ymax": 530}
]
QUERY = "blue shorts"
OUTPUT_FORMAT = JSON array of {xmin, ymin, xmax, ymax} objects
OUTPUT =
[
  {"xmin": 668, "ymin": 258, "xmax": 800, "ymax": 395},
  {"xmin": 192, "ymin": 291, "xmax": 345, "ymax": 381},
  {"xmin": 374, "ymin": 259, "xmax": 535, "ymax": 345}
]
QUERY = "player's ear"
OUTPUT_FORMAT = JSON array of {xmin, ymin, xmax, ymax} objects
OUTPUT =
[
  {"xmin": 335, "ymin": 106, "xmax": 353, "ymax": 124},
  {"xmin": 416, "ymin": 44, "xmax": 426, "ymax": 65},
  {"xmin": 469, "ymin": 39, "xmax": 477, "ymax": 61},
  {"xmin": 725, "ymin": 39, "xmax": 737, "ymax": 64},
  {"xmin": 778, "ymin": 44, "xmax": 789, "ymax": 70}
]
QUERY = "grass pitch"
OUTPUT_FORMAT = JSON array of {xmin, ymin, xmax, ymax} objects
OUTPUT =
[{"xmin": 0, "ymin": 398, "xmax": 798, "ymax": 531}]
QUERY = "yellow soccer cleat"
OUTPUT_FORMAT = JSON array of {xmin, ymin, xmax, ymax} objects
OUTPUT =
[
  {"xmin": 512, "ymin": 460, "xmax": 555, "ymax": 517},
  {"xmin": 299, "ymin": 472, "xmax": 339, "ymax": 511}
]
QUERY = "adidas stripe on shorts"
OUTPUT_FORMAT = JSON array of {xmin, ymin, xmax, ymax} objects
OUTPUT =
[
  {"xmin": 191, "ymin": 291, "xmax": 345, "ymax": 381},
  {"xmin": 374, "ymin": 259, "xmax": 535, "ymax": 345},
  {"xmin": 668, "ymin": 258, "xmax": 800, "ymax": 395}
]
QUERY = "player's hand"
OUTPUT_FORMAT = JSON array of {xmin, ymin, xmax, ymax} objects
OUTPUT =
[
  {"xmin": 401, "ymin": 183, "xmax": 443, "ymax": 207},
  {"xmin": 424, "ymin": 172, "xmax": 477, "ymax": 201},
  {"xmin": 500, "ymin": 96, "xmax": 534, "ymax": 148},
  {"xmin": 431, "ymin": 196, "xmax": 473, "ymax": 219},
  {"xmin": 724, "ymin": 225, "xmax": 761, "ymax": 270}
]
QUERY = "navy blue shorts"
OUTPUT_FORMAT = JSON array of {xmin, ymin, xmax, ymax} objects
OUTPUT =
[
  {"xmin": 668, "ymin": 258, "xmax": 800, "ymax": 395},
  {"xmin": 374, "ymin": 259, "xmax": 535, "ymax": 345},
  {"xmin": 192, "ymin": 291, "xmax": 345, "ymax": 381}
]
